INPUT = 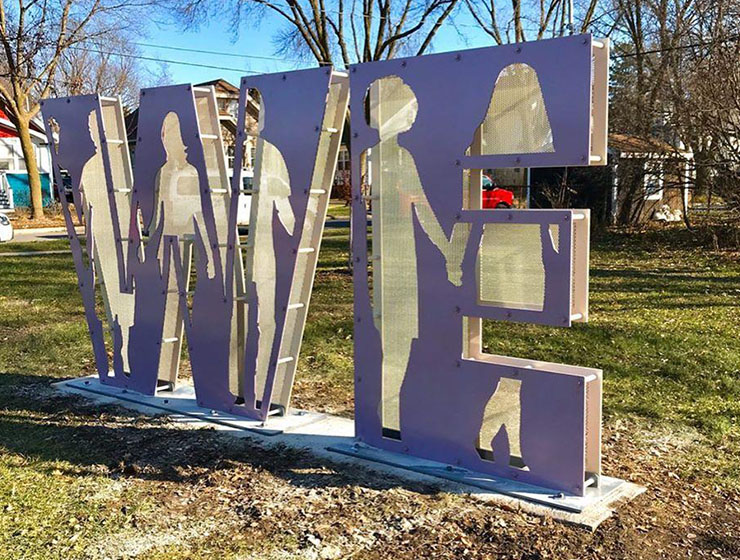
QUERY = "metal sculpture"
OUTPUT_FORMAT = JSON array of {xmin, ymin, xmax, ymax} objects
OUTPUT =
[
  {"xmin": 349, "ymin": 34, "xmax": 608, "ymax": 495},
  {"xmin": 43, "ymin": 34, "xmax": 613, "ymax": 499},
  {"xmin": 42, "ymin": 69, "xmax": 350, "ymax": 421}
]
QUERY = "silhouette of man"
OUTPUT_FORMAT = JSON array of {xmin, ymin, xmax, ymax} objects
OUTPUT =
[{"xmin": 79, "ymin": 111, "xmax": 135, "ymax": 374}]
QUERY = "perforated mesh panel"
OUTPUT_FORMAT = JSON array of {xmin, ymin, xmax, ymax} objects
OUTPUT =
[
  {"xmin": 81, "ymin": 110, "xmax": 136, "ymax": 373},
  {"xmin": 154, "ymin": 112, "xmax": 203, "ymax": 382},
  {"xmin": 477, "ymin": 377, "xmax": 524, "ymax": 463},
  {"xmin": 156, "ymin": 112, "xmax": 202, "ymax": 236},
  {"xmin": 100, "ymin": 103, "xmax": 133, "ymax": 238},
  {"xmin": 370, "ymin": 76, "xmax": 470, "ymax": 432},
  {"xmin": 474, "ymin": 63, "xmax": 555, "ymax": 155},
  {"xmin": 195, "ymin": 94, "xmax": 218, "ymax": 136},
  {"xmin": 478, "ymin": 223, "xmax": 548, "ymax": 311},
  {"xmin": 252, "ymin": 140, "xmax": 294, "ymax": 400},
  {"xmin": 193, "ymin": 92, "xmax": 238, "ymax": 393}
]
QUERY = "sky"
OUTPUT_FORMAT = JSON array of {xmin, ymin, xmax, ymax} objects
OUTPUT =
[{"xmin": 138, "ymin": 11, "xmax": 502, "ymax": 87}]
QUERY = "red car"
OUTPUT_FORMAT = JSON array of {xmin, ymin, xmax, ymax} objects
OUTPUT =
[{"xmin": 482, "ymin": 175, "xmax": 515, "ymax": 208}]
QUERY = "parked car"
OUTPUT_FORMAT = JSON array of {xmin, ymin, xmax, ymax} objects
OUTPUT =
[
  {"xmin": 0, "ymin": 212, "xmax": 14, "ymax": 242},
  {"xmin": 481, "ymin": 174, "xmax": 515, "ymax": 209}
]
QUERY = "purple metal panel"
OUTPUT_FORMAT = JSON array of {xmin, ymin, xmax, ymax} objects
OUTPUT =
[
  {"xmin": 350, "ymin": 34, "xmax": 594, "ymax": 236},
  {"xmin": 192, "ymin": 68, "xmax": 334, "ymax": 420},
  {"xmin": 133, "ymin": 84, "xmax": 238, "ymax": 401},
  {"xmin": 456, "ymin": 209, "xmax": 574, "ymax": 326},
  {"xmin": 41, "ymin": 95, "xmax": 122, "ymax": 383},
  {"xmin": 230, "ymin": 68, "xmax": 331, "ymax": 419},
  {"xmin": 350, "ymin": 35, "xmax": 599, "ymax": 495}
]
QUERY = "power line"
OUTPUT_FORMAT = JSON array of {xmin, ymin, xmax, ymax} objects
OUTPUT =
[
  {"xmin": 132, "ymin": 41, "xmax": 317, "ymax": 64},
  {"xmin": 72, "ymin": 33, "xmax": 740, "ymax": 79},
  {"xmin": 68, "ymin": 46, "xmax": 274, "ymax": 75}
]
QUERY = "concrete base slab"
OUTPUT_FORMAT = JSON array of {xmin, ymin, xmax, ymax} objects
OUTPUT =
[
  {"xmin": 56, "ymin": 376, "xmax": 336, "ymax": 436},
  {"xmin": 55, "ymin": 375, "xmax": 644, "ymax": 529}
]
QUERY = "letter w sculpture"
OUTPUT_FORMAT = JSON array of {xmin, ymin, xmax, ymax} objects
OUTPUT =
[{"xmin": 42, "ymin": 68, "xmax": 349, "ymax": 420}]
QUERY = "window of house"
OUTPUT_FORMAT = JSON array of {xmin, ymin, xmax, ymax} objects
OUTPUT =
[
  {"xmin": 226, "ymin": 145, "xmax": 236, "ymax": 170},
  {"xmin": 0, "ymin": 159, "xmax": 11, "ymax": 171},
  {"xmin": 644, "ymin": 160, "xmax": 663, "ymax": 200},
  {"xmin": 337, "ymin": 146, "xmax": 350, "ymax": 171}
]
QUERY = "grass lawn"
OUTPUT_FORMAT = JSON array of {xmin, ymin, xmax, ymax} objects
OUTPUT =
[{"xmin": 0, "ymin": 224, "xmax": 738, "ymax": 559}]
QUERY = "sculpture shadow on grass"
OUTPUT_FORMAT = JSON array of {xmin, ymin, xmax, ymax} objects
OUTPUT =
[{"xmin": 0, "ymin": 373, "xmax": 441, "ymax": 495}]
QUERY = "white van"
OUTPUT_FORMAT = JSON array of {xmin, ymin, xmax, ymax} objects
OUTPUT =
[{"xmin": 236, "ymin": 171, "xmax": 254, "ymax": 226}]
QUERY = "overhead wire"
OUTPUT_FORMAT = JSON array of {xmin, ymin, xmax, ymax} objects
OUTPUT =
[{"xmin": 67, "ymin": 32, "xmax": 740, "ymax": 76}]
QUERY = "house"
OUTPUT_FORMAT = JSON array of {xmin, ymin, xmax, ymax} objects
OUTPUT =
[
  {"xmin": 0, "ymin": 94, "xmax": 54, "ymax": 212},
  {"xmin": 528, "ymin": 133, "xmax": 694, "ymax": 225},
  {"xmin": 607, "ymin": 133, "xmax": 694, "ymax": 225}
]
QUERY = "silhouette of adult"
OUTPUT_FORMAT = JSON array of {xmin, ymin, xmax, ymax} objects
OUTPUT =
[
  {"xmin": 150, "ymin": 112, "xmax": 209, "ymax": 383},
  {"xmin": 250, "ymin": 102, "xmax": 296, "ymax": 396},
  {"xmin": 366, "ymin": 76, "xmax": 470, "ymax": 433},
  {"xmin": 79, "ymin": 111, "xmax": 135, "ymax": 373}
]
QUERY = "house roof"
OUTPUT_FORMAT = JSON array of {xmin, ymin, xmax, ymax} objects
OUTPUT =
[
  {"xmin": 0, "ymin": 90, "xmax": 48, "ymax": 140},
  {"xmin": 196, "ymin": 78, "xmax": 240, "ymax": 96},
  {"xmin": 609, "ymin": 133, "xmax": 691, "ymax": 157}
]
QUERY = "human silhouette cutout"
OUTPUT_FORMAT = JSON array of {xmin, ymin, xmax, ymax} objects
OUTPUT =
[
  {"xmin": 367, "ymin": 76, "xmax": 470, "ymax": 433},
  {"xmin": 150, "ymin": 112, "xmax": 210, "ymax": 384},
  {"xmin": 154, "ymin": 112, "xmax": 203, "ymax": 243},
  {"xmin": 250, "ymin": 102, "xmax": 296, "ymax": 396},
  {"xmin": 79, "ymin": 111, "xmax": 135, "ymax": 374}
]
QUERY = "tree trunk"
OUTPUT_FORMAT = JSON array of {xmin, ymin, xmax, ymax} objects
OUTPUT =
[{"xmin": 16, "ymin": 118, "xmax": 45, "ymax": 220}]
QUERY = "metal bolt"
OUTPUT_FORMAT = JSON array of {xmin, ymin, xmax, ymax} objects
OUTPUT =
[
  {"xmin": 401, "ymin": 61, "xmax": 407, "ymax": 67},
  {"xmin": 516, "ymin": 47, "xmax": 522, "ymax": 53}
]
